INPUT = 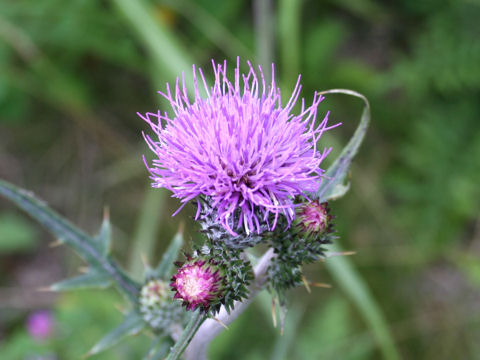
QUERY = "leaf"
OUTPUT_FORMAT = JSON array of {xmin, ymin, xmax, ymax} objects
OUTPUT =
[
  {"xmin": 315, "ymin": 89, "xmax": 371, "ymax": 202},
  {"xmin": 111, "ymin": 0, "xmax": 193, "ymax": 86},
  {"xmin": 144, "ymin": 337, "xmax": 172, "ymax": 360},
  {"xmin": 150, "ymin": 229, "xmax": 184, "ymax": 280},
  {"xmin": 325, "ymin": 244, "xmax": 401, "ymax": 360},
  {"xmin": 0, "ymin": 179, "xmax": 140, "ymax": 303},
  {"xmin": 0, "ymin": 180, "xmax": 100, "ymax": 261},
  {"xmin": 50, "ymin": 270, "xmax": 112, "ymax": 291},
  {"xmin": 323, "ymin": 182, "xmax": 351, "ymax": 202},
  {"xmin": 86, "ymin": 311, "xmax": 145, "ymax": 357}
]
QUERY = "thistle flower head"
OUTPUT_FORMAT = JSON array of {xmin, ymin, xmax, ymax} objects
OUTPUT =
[
  {"xmin": 27, "ymin": 310, "xmax": 54, "ymax": 341},
  {"xmin": 141, "ymin": 59, "xmax": 340, "ymax": 235},
  {"xmin": 170, "ymin": 259, "xmax": 224, "ymax": 311},
  {"xmin": 296, "ymin": 200, "xmax": 334, "ymax": 236}
]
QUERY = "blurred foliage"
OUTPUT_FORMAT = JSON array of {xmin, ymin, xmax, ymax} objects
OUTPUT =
[
  {"xmin": 0, "ymin": 212, "xmax": 37, "ymax": 253},
  {"xmin": 0, "ymin": 290, "xmax": 150, "ymax": 359},
  {"xmin": 1, "ymin": 0, "xmax": 480, "ymax": 359}
]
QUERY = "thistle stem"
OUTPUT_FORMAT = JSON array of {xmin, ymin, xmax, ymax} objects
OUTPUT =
[
  {"xmin": 184, "ymin": 248, "xmax": 275, "ymax": 360},
  {"xmin": 166, "ymin": 311, "xmax": 207, "ymax": 360}
]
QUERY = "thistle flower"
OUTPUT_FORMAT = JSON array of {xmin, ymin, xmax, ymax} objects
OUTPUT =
[
  {"xmin": 27, "ymin": 310, "xmax": 54, "ymax": 341},
  {"xmin": 141, "ymin": 59, "xmax": 340, "ymax": 235},
  {"xmin": 296, "ymin": 200, "xmax": 334, "ymax": 236},
  {"xmin": 170, "ymin": 259, "xmax": 225, "ymax": 311}
]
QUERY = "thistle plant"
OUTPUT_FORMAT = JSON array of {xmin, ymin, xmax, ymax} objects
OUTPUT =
[{"xmin": 0, "ymin": 59, "xmax": 370, "ymax": 360}]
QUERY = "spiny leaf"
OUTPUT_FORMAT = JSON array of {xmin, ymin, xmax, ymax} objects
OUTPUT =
[
  {"xmin": 315, "ymin": 89, "xmax": 370, "ymax": 202},
  {"xmin": 50, "ymin": 270, "xmax": 112, "ymax": 291},
  {"xmin": 0, "ymin": 180, "xmax": 101, "ymax": 261},
  {"xmin": 86, "ymin": 311, "xmax": 145, "ymax": 357},
  {"xmin": 0, "ymin": 179, "xmax": 140, "ymax": 302}
]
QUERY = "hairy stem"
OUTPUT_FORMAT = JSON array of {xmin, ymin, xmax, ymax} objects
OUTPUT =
[{"xmin": 184, "ymin": 248, "xmax": 275, "ymax": 360}]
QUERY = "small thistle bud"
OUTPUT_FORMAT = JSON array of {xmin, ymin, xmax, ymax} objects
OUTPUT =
[
  {"xmin": 266, "ymin": 200, "xmax": 336, "ymax": 300},
  {"xmin": 171, "ymin": 259, "xmax": 225, "ymax": 312},
  {"xmin": 139, "ymin": 279, "xmax": 183, "ymax": 331},
  {"xmin": 140, "ymin": 279, "xmax": 169, "ymax": 308},
  {"xmin": 296, "ymin": 200, "xmax": 334, "ymax": 236}
]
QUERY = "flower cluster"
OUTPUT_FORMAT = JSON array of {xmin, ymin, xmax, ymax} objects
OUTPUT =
[{"xmin": 141, "ymin": 59, "xmax": 340, "ymax": 236}]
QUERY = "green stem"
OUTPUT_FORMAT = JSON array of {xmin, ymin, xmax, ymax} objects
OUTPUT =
[
  {"xmin": 278, "ymin": 0, "xmax": 302, "ymax": 85},
  {"xmin": 253, "ymin": 0, "xmax": 274, "ymax": 76},
  {"xmin": 165, "ymin": 311, "xmax": 206, "ymax": 360}
]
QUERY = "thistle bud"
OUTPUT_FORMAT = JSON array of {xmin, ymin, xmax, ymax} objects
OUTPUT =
[
  {"xmin": 140, "ymin": 279, "xmax": 169, "ymax": 308},
  {"xmin": 170, "ymin": 259, "xmax": 225, "ymax": 312},
  {"xmin": 139, "ymin": 279, "xmax": 182, "ymax": 331},
  {"xmin": 296, "ymin": 200, "xmax": 334, "ymax": 236}
]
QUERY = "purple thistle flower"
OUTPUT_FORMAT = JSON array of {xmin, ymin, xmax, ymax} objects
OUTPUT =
[
  {"xmin": 170, "ymin": 260, "xmax": 224, "ymax": 311},
  {"xmin": 27, "ymin": 310, "xmax": 54, "ymax": 341},
  {"xmin": 140, "ymin": 59, "xmax": 340, "ymax": 235}
]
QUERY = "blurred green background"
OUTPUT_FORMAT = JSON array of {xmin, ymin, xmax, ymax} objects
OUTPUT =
[{"xmin": 1, "ymin": 0, "xmax": 480, "ymax": 359}]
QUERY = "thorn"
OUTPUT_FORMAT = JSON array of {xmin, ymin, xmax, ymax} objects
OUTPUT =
[
  {"xmin": 37, "ymin": 286, "xmax": 52, "ymax": 292},
  {"xmin": 271, "ymin": 298, "xmax": 277, "ymax": 328},
  {"xmin": 311, "ymin": 282, "xmax": 332, "ymax": 289},
  {"xmin": 141, "ymin": 253, "xmax": 150, "ymax": 269},
  {"xmin": 103, "ymin": 206, "xmax": 110, "ymax": 221},
  {"xmin": 326, "ymin": 251, "xmax": 356, "ymax": 258},
  {"xmin": 178, "ymin": 221, "xmax": 185, "ymax": 234},
  {"xmin": 78, "ymin": 266, "xmax": 89, "ymax": 274},
  {"xmin": 49, "ymin": 239, "xmax": 63, "ymax": 247},
  {"xmin": 212, "ymin": 317, "xmax": 229, "ymax": 330},
  {"xmin": 301, "ymin": 275, "xmax": 311, "ymax": 294}
]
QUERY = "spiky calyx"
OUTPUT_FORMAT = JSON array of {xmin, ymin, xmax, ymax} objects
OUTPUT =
[
  {"xmin": 197, "ymin": 240, "xmax": 254, "ymax": 313},
  {"xmin": 266, "ymin": 201, "xmax": 336, "ymax": 300},
  {"xmin": 198, "ymin": 200, "xmax": 265, "ymax": 249},
  {"xmin": 295, "ymin": 201, "xmax": 334, "ymax": 237},
  {"xmin": 139, "ymin": 279, "xmax": 183, "ymax": 331},
  {"xmin": 171, "ymin": 259, "xmax": 225, "ymax": 312},
  {"xmin": 171, "ymin": 239, "xmax": 254, "ymax": 315}
]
